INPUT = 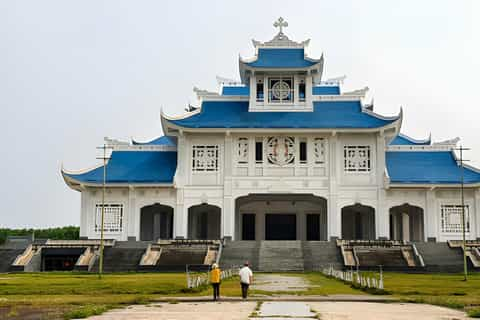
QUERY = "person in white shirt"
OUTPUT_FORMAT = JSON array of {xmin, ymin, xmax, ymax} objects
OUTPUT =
[{"xmin": 238, "ymin": 262, "xmax": 253, "ymax": 299}]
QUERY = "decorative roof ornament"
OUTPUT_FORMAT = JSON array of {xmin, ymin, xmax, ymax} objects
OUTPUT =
[
  {"xmin": 216, "ymin": 76, "xmax": 242, "ymax": 86},
  {"xmin": 193, "ymin": 86, "xmax": 219, "ymax": 99},
  {"xmin": 343, "ymin": 86, "xmax": 369, "ymax": 97},
  {"xmin": 252, "ymin": 17, "xmax": 310, "ymax": 48},
  {"xmin": 433, "ymin": 137, "xmax": 460, "ymax": 146},
  {"xmin": 274, "ymin": 16, "xmax": 288, "ymax": 33}
]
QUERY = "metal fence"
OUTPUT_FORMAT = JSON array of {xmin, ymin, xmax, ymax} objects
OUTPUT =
[
  {"xmin": 186, "ymin": 265, "xmax": 238, "ymax": 289},
  {"xmin": 322, "ymin": 265, "xmax": 384, "ymax": 290}
]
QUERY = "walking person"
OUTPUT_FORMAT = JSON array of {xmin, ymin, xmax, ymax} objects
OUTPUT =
[
  {"xmin": 210, "ymin": 263, "xmax": 221, "ymax": 301},
  {"xmin": 239, "ymin": 261, "xmax": 253, "ymax": 299}
]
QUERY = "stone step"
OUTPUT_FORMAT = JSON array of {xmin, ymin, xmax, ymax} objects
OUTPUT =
[{"xmin": 258, "ymin": 241, "xmax": 304, "ymax": 272}]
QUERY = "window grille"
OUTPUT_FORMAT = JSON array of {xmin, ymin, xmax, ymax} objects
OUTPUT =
[
  {"xmin": 95, "ymin": 204, "xmax": 123, "ymax": 233},
  {"xmin": 314, "ymin": 138, "xmax": 326, "ymax": 164},
  {"xmin": 441, "ymin": 204, "xmax": 470, "ymax": 233},
  {"xmin": 237, "ymin": 138, "xmax": 249, "ymax": 164},
  {"xmin": 268, "ymin": 77, "xmax": 293, "ymax": 103},
  {"xmin": 344, "ymin": 145, "xmax": 371, "ymax": 172},
  {"xmin": 192, "ymin": 145, "xmax": 219, "ymax": 171}
]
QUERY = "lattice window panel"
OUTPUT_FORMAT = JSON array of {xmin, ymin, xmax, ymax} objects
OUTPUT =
[
  {"xmin": 95, "ymin": 204, "xmax": 123, "ymax": 233},
  {"xmin": 192, "ymin": 145, "xmax": 219, "ymax": 172},
  {"xmin": 266, "ymin": 136, "xmax": 295, "ymax": 165},
  {"xmin": 314, "ymin": 138, "xmax": 326, "ymax": 164},
  {"xmin": 237, "ymin": 138, "xmax": 249, "ymax": 165},
  {"xmin": 344, "ymin": 145, "xmax": 371, "ymax": 172},
  {"xmin": 441, "ymin": 204, "xmax": 470, "ymax": 233}
]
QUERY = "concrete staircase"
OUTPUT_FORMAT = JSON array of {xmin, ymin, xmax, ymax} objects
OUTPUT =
[
  {"xmin": 220, "ymin": 241, "xmax": 260, "ymax": 270},
  {"xmin": 303, "ymin": 241, "xmax": 342, "ymax": 271},
  {"xmin": 415, "ymin": 242, "xmax": 465, "ymax": 273},
  {"xmin": 91, "ymin": 242, "xmax": 149, "ymax": 272},
  {"xmin": 355, "ymin": 248, "xmax": 408, "ymax": 268},
  {"xmin": 258, "ymin": 241, "xmax": 304, "ymax": 272}
]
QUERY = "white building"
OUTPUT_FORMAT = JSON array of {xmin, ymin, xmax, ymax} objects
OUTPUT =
[{"xmin": 62, "ymin": 18, "xmax": 480, "ymax": 244}]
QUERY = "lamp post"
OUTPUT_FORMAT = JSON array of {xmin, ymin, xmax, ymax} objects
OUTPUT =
[
  {"xmin": 455, "ymin": 145, "xmax": 470, "ymax": 281},
  {"xmin": 97, "ymin": 144, "xmax": 112, "ymax": 279}
]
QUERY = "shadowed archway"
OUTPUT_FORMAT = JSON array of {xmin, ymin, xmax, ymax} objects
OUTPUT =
[
  {"xmin": 389, "ymin": 204, "xmax": 424, "ymax": 242},
  {"xmin": 341, "ymin": 204, "xmax": 375, "ymax": 240},
  {"xmin": 188, "ymin": 204, "xmax": 221, "ymax": 240},
  {"xmin": 140, "ymin": 204, "xmax": 174, "ymax": 241}
]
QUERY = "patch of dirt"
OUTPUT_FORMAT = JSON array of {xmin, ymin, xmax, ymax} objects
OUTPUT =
[{"xmin": 0, "ymin": 306, "xmax": 67, "ymax": 320}]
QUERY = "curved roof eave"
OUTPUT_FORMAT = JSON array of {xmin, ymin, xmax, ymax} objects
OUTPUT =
[
  {"xmin": 62, "ymin": 169, "xmax": 174, "ymax": 191},
  {"xmin": 238, "ymin": 55, "xmax": 322, "ymax": 82},
  {"xmin": 161, "ymin": 114, "xmax": 402, "ymax": 133}
]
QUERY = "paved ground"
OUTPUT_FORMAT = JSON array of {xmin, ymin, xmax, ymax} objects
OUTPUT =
[
  {"xmin": 84, "ymin": 302, "xmax": 256, "ymax": 320},
  {"xmin": 251, "ymin": 274, "xmax": 310, "ymax": 292},
  {"xmin": 309, "ymin": 301, "xmax": 471, "ymax": 320},
  {"xmin": 82, "ymin": 301, "xmax": 472, "ymax": 320}
]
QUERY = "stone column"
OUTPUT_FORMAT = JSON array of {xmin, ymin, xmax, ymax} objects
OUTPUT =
[
  {"xmin": 425, "ymin": 189, "xmax": 437, "ymax": 242},
  {"xmin": 174, "ymin": 189, "xmax": 187, "ymax": 239},
  {"xmin": 127, "ymin": 186, "xmax": 137, "ymax": 241}
]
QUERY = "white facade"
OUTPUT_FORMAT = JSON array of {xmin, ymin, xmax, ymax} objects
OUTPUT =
[
  {"xmin": 74, "ymin": 131, "xmax": 480, "ymax": 242},
  {"xmin": 65, "ymin": 19, "xmax": 480, "ymax": 243}
]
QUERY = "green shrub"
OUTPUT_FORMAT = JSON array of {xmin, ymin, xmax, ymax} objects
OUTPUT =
[
  {"xmin": 0, "ymin": 226, "xmax": 79, "ymax": 243},
  {"xmin": 468, "ymin": 308, "xmax": 480, "ymax": 318},
  {"xmin": 63, "ymin": 305, "xmax": 109, "ymax": 319}
]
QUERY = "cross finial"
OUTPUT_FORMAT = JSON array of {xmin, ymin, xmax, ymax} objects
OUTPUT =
[{"xmin": 273, "ymin": 17, "xmax": 288, "ymax": 33}]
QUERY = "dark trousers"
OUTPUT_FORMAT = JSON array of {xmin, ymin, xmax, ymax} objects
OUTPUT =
[
  {"xmin": 212, "ymin": 283, "xmax": 220, "ymax": 300},
  {"xmin": 241, "ymin": 282, "xmax": 249, "ymax": 299}
]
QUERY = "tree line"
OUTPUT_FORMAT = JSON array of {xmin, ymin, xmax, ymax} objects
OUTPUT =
[{"xmin": 0, "ymin": 226, "xmax": 79, "ymax": 245}]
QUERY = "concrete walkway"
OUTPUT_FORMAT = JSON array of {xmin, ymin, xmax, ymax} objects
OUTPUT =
[
  {"xmin": 83, "ymin": 302, "xmax": 256, "ymax": 320},
  {"xmin": 251, "ymin": 274, "xmax": 310, "ymax": 292},
  {"xmin": 309, "ymin": 301, "xmax": 472, "ymax": 320},
  {"xmin": 82, "ymin": 301, "xmax": 472, "ymax": 320}
]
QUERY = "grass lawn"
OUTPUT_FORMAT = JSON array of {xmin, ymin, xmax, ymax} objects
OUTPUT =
[
  {"xmin": 380, "ymin": 272, "xmax": 480, "ymax": 316},
  {"xmin": 0, "ymin": 271, "xmax": 358, "ymax": 319}
]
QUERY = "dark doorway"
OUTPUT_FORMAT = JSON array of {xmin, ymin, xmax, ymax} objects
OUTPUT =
[
  {"xmin": 341, "ymin": 204, "xmax": 375, "ymax": 240},
  {"xmin": 188, "ymin": 204, "xmax": 221, "ymax": 240},
  {"xmin": 265, "ymin": 214, "xmax": 296, "ymax": 240},
  {"xmin": 242, "ymin": 214, "xmax": 256, "ymax": 240},
  {"xmin": 389, "ymin": 204, "xmax": 424, "ymax": 241},
  {"xmin": 140, "ymin": 204, "xmax": 174, "ymax": 241},
  {"xmin": 306, "ymin": 214, "xmax": 320, "ymax": 240},
  {"xmin": 42, "ymin": 247, "xmax": 85, "ymax": 271}
]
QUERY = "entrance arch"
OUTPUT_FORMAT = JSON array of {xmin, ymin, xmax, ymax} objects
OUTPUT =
[
  {"xmin": 235, "ymin": 194, "xmax": 328, "ymax": 241},
  {"xmin": 389, "ymin": 204, "xmax": 424, "ymax": 242},
  {"xmin": 341, "ymin": 204, "xmax": 375, "ymax": 240},
  {"xmin": 140, "ymin": 204, "xmax": 174, "ymax": 241},
  {"xmin": 188, "ymin": 204, "xmax": 221, "ymax": 239}
]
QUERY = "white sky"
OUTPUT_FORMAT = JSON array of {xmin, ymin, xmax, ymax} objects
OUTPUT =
[{"xmin": 1, "ymin": 0, "xmax": 479, "ymax": 228}]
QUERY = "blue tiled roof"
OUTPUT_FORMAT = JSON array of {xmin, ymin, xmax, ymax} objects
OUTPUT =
[
  {"xmin": 386, "ymin": 151, "xmax": 480, "ymax": 184},
  {"xmin": 312, "ymin": 86, "xmax": 340, "ymax": 95},
  {"xmin": 64, "ymin": 151, "xmax": 177, "ymax": 184},
  {"xmin": 222, "ymin": 86, "xmax": 249, "ymax": 96},
  {"xmin": 390, "ymin": 134, "xmax": 430, "ymax": 146},
  {"xmin": 132, "ymin": 136, "xmax": 177, "ymax": 146},
  {"xmin": 244, "ymin": 48, "xmax": 319, "ymax": 68},
  {"xmin": 167, "ymin": 101, "xmax": 398, "ymax": 129}
]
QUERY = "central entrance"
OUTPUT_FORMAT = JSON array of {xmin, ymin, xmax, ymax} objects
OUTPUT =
[
  {"xmin": 235, "ymin": 194, "xmax": 328, "ymax": 241},
  {"xmin": 265, "ymin": 214, "xmax": 296, "ymax": 240}
]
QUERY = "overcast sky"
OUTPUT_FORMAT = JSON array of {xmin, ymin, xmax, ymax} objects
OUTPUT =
[{"xmin": 1, "ymin": 0, "xmax": 479, "ymax": 228}]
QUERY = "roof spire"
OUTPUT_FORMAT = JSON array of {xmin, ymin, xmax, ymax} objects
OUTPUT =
[{"xmin": 273, "ymin": 17, "xmax": 288, "ymax": 34}]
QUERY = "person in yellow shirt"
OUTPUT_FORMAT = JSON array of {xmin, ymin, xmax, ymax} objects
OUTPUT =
[{"xmin": 210, "ymin": 263, "xmax": 221, "ymax": 301}]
